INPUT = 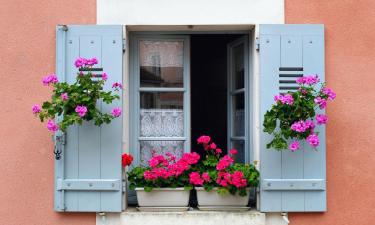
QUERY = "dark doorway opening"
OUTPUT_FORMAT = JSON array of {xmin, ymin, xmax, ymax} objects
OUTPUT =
[{"xmin": 190, "ymin": 34, "xmax": 244, "ymax": 155}]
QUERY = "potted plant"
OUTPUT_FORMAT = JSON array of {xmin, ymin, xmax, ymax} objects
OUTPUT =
[
  {"xmin": 32, "ymin": 57, "xmax": 122, "ymax": 134},
  {"xmin": 263, "ymin": 75, "xmax": 336, "ymax": 151},
  {"xmin": 190, "ymin": 136, "xmax": 259, "ymax": 210},
  {"xmin": 127, "ymin": 152, "xmax": 200, "ymax": 209}
]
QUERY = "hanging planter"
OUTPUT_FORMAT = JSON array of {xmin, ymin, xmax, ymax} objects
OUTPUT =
[
  {"xmin": 263, "ymin": 75, "xmax": 336, "ymax": 151},
  {"xmin": 32, "ymin": 57, "xmax": 122, "ymax": 133}
]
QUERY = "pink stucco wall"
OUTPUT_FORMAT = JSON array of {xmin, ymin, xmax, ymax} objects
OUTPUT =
[
  {"xmin": 0, "ymin": 1, "xmax": 96, "ymax": 225},
  {"xmin": 286, "ymin": 0, "xmax": 375, "ymax": 225}
]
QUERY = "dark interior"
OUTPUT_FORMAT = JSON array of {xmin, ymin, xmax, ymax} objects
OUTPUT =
[{"xmin": 190, "ymin": 34, "xmax": 244, "ymax": 156}]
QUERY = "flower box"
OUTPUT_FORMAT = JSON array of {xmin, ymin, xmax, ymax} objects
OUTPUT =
[
  {"xmin": 135, "ymin": 187, "xmax": 190, "ymax": 207},
  {"xmin": 196, "ymin": 187, "xmax": 250, "ymax": 208}
]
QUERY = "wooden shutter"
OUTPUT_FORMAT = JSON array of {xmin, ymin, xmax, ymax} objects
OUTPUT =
[
  {"xmin": 55, "ymin": 25, "xmax": 123, "ymax": 212},
  {"xmin": 259, "ymin": 24, "xmax": 326, "ymax": 212}
]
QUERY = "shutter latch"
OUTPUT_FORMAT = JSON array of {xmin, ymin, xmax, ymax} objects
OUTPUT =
[{"xmin": 54, "ymin": 133, "xmax": 66, "ymax": 160}]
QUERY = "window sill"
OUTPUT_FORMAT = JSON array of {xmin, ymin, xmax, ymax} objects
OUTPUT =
[{"xmin": 96, "ymin": 207, "xmax": 288, "ymax": 225}]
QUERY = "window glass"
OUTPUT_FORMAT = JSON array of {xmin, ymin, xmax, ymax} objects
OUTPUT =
[
  {"xmin": 139, "ymin": 40, "xmax": 184, "ymax": 87},
  {"xmin": 140, "ymin": 92, "xmax": 184, "ymax": 137},
  {"xmin": 232, "ymin": 140, "xmax": 245, "ymax": 163},
  {"xmin": 233, "ymin": 93, "xmax": 245, "ymax": 136},
  {"xmin": 232, "ymin": 43, "xmax": 244, "ymax": 90}
]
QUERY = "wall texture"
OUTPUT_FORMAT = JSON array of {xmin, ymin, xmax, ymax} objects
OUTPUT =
[
  {"xmin": 0, "ymin": 0, "xmax": 96, "ymax": 225},
  {"xmin": 286, "ymin": 0, "xmax": 375, "ymax": 225}
]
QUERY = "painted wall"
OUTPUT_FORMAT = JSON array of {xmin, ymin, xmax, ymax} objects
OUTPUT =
[
  {"xmin": 286, "ymin": 0, "xmax": 375, "ymax": 225},
  {"xmin": 97, "ymin": 0, "xmax": 284, "ymax": 25},
  {"xmin": 0, "ymin": 1, "xmax": 96, "ymax": 225}
]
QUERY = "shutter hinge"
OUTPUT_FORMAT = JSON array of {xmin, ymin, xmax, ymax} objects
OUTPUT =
[
  {"xmin": 255, "ymin": 37, "xmax": 260, "ymax": 51},
  {"xmin": 122, "ymin": 38, "xmax": 126, "ymax": 52}
]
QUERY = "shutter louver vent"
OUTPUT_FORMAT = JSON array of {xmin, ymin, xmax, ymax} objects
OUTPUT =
[{"xmin": 278, "ymin": 67, "xmax": 303, "ymax": 93}]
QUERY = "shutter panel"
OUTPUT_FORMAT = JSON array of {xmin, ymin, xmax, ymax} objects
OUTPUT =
[
  {"xmin": 259, "ymin": 24, "xmax": 326, "ymax": 212},
  {"xmin": 55, "ymin": 25, "xmax": 123, "ymax": 212}
]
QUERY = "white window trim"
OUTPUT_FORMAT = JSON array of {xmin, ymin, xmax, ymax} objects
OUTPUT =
[{"xmin": 97, "ymin": 1, "xmax": 286, "ymax": 224}]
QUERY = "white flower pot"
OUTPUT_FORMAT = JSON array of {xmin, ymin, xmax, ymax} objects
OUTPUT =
[
  {"xmin": 196, "ymin": 187, "xmax": 250, "ymax": 207},
  {"xmin": 135, "ymin": 187, "xmax": 190, "ymax": 207}
]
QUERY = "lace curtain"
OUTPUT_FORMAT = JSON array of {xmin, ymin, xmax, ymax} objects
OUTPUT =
[{"xmin": 140, "ymin": 109, "xmax": 184, "ymax": 166}]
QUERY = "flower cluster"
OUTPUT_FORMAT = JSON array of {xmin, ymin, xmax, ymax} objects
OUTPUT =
[
  {"xmin": 42, "ymin": 74, "xmax": 58, "ymax": 86},
  {"xmin": 74, "ymin": 57, "xmax": 98, "ymax": 68},
  {"xmin": 143, "ymin": 152, "xmax": 200, "ymax": 181},
  {"xmin": 263, "ymin": 75, "xmax": 336, "ymax": 151},
  {"xmin": 296, "ymin": 74, "xmax": 320, "ymax": 85},
  {"xmin": 216, "ymin": 171, "xmax": 247, "ymax": 188},
  {"xmin": 274, "ymin": 94, "xmax": 294, "ymax": 105},
  {"xmin": 32, "ymin": 57, "xmax": 122, "ymax": 133},
  {"xmin": 187, "ymin": 135, "xmax": 259, "ymax": 196}
]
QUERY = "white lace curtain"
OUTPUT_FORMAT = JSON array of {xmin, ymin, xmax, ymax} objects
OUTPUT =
[{"xmin": 139, "ymin": 109, "xmax": 184, "ymax": 166}]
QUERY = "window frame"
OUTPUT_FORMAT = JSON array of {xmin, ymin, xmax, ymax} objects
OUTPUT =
[
  {"xmin": 227, "ymin": 36, "xmax": 252, "ymax": 163},
  {"xmin": 129, "ymin": 34, "xmax": 191, "ymax": 166}
]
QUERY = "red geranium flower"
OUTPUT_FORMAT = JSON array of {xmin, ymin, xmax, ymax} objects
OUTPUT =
[{"xmin": 122, "ymin": 153, "xmax": 133, "ymax": 167}]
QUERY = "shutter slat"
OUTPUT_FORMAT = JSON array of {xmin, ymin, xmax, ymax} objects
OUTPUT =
[
  {"xmin": 55, "ymin": 25, "xmax": 123, "ymax": 212},
  {"xmin": 259, "ymin": 24, "xmax": 326, "ymax": 212}
]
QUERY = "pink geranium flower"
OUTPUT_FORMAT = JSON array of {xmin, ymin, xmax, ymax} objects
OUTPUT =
[
  {"xmin": 61, "ymin": 93, "xmax": 68, "ymax": 101},
  {"xmin": 289, "ymin": 141, "xmax": 300, "ymax": 152},
  {"xmin": 111, "ymin": 107, "xmax": 122, "ymax": 117},
  {"xmin": 112, "ymin": 82, "xmax": 123, "ymax": 90},
  {"xmin": 314, "ymin": 97, "xmax": 327, "ymax": 109},
  {"xmin": 307, "ymin": 134, "xmax": 320, "ymax": 148},
  {"xmin": 42, "ymin": 74, "xmax": 58, "ymax": 86},
  {"xmin": 197, "ymin": 135, "xmax": 211, "ymax": 145},
  {"xmin": 189, "ymin": 172, "xmax": 204, "ymax": 185},
  {"xmin": 316, "ymin": 114, "xmax": 328, "ymax": 125},
  {"xmin": 102, "ymin": 72, "xmax": 108, "ymax": 81},
  {"xmin": 75, "ymin": 105, "xmax": 88, "ymax": 117},
  {"xmin": 216, "ymin": 155, "xmax": 234, "ymax": 170},
  {"xmin": 229, "ymin": 149, "xmax": 238, "ymax": 155},
  {"xmin": 47, "ymin": 119, "xmax": 59, "ymax": 132},
  {"xmin": 32, "ymin": 104, "xmax": 41, "ymax": 114}
]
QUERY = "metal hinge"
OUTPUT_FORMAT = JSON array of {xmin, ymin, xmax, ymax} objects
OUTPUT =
[
  {"xmin": 122, "ymin": 38, "xmax": 126, "ymax": 52},
  {"xmin": 255, "ymin": 37, "xmax": 260, "ymax": 51}
]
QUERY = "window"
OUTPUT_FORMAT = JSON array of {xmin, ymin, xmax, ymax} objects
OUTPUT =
[{"xmin": 130, "ymin": 36, "xmax": 191, "ymax": 166}]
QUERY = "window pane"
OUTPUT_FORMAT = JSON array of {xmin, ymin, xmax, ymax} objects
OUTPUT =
[
  {"xmin": 140, "ymin": 141, "xmax": 184, "ymax": 166},
  {"xmin": 140, "ymin": 40, "xmax": 184, "ymax": 87},
  {"xmin": 232, "ymin": 140, "xmax": 245, "ymax": 163},
  {"xmin": 140, "ymin": 92, "xmax": 184, "ymax": 137},
  {"xmin": 232, "ymin": 43, "xmax": 244, "ymax": 90},
  {"xmin": 233, "ymin": 93, "xmax": 245, "ymax": 136}
]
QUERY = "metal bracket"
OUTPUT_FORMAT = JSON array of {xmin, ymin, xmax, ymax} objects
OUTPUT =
[
  {"xmin": 122, "ymin": 38, "xmax": 126, "ymax": 52},
  {"xmin": 255, "ymin": 37, "xmax": 260, "ymax": 51},
  {"xmin": 54, "ymin": 133, "xmax": 66, "ymax": 160}
]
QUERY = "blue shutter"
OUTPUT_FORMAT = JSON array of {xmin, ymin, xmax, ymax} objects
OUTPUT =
[
  {"xmin": 55, "ymin": 25, "xmax": 123, "ymax": 212},
  {"xmin": 259, "ymin": 24, "xmax": 326, "ymax": 212}
]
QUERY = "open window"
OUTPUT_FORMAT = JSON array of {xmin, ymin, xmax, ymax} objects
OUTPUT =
[{"xmin": 129, "ymin": 32, "xmax": 251, "ymax": 205}]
